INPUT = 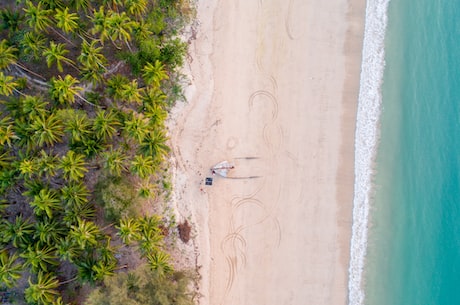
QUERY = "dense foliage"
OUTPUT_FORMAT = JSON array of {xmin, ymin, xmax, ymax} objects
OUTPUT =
[
  {"xmin": 85, "ymin": 264, "xmax": 195, "ymax": 305},
  {"xmin": 0, "ymin": 0, "xmax": 193, "ymax": 304}
]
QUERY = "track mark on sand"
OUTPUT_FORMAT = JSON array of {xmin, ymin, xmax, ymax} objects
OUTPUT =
[{"xmin": 248, "ymin": 90, "xmax": 279, "ymax": 121}]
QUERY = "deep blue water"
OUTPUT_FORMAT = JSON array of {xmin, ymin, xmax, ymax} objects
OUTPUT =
[{"xmin": 365, "ymin": 0, "xmax": 460, "ymax": 304}]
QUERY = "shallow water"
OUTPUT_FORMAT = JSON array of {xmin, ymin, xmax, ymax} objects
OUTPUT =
[{"xmin": 363, "ymin": 0, "xmax": 460, "ymax": 304}]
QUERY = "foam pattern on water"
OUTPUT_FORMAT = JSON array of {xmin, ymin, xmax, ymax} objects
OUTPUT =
[{"xmin": 348, "ymin": 0, "xmax": 390, "ymax": 304}]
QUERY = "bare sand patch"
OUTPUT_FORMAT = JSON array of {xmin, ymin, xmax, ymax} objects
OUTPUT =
[{"xmin": 169, "ymin": 0, "xmax": 366, "ymax": 304}]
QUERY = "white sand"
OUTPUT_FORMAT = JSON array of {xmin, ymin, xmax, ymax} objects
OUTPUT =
[{"xmin": 169, "ymin": 0, "xmax": 365, "ymax": 304}]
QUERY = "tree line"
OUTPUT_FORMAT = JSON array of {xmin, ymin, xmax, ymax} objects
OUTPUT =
[{"xmin": 0, "ymin": 0, "xmax": 193, "ymax": 304}]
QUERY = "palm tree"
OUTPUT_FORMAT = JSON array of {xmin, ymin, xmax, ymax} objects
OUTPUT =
[
  {"xmin": 49, "ymin": 75, "xmax": 83, "ymax": 105},
  {"xmin": 138, "ymin": 229, "xmax": 163, "ymax": 256},
  {"xmin": 116, "ymin": 218, "xmax": 141, "ymax": 244},
  {"xmin": 146, "ymin": 251, "xmax": 173, "ymax": 276},
  {"xmin": 34, "ymin": 219, "xmax": 67, "ymax": 246},
  {"xmin": 70, "ymin": 219, "xmax": 101, "ymax": 249},
  {"xmin": 93, "ymin": 109, "xmax": 121, "ymax": 142},
  {"xmin": 142, "ymin": 86, "xmax": 167, "ymax": 106},
  {"xmin": 18, "ymin": 158, "xmax": 39, "ymax": 179},
  {"xmin": 0, "ymin": 39, "xmax": 17, "ymax": 69},
  {"xmin": 142, "ymin": 60, "xmax": 169, "ymax": 88},
  {"xmin": 21, "ymin": 32, "xmax": 48, "ymax": 60},
  {"xmin": 60, "ymin": 109, "xmax": 92, "ymax": 142},
  {"xmin": 0, "ymin": 39, "xmax": 45, "ymax": 80},
  {"xmin": 138, "ymin": 130, "xmax": 170, "ymax": 160},
  {"xmin": 97, "ymin": 237, "xmax": 117, "ymax": 263},
  {"xmin": 132, "ymin": 20, "xmax": 153, "ymax": 42},
  {"xmin": 14, "ymin": 117, "xmax": 36, "ymax": 152},
  {"xmin": 37, "ymin": 150, "xmax": 60, "ymax": 178},
  {"xmin": 63, "ymin": 201, "xmax": 96, "ymax": 225},
  {"xmin": 121, "ymin": 79, "xmax": 143, "ymax": 104},
  {"xmin": 80, "ymin": 66, "xmax": 105, "ymax": 86},
  {"xmin": 23, "ymin": 1, "xmax": 52, "ymax": 32},
  {"xmin": 0, "ymin": 149, "xmax": 13, "ymax": 170},
  {"xmin": 54, "ymin": 7, "xmax": 79, "ymax": 34},
  {"xmin": 70, "ymin": 0, "xmax": 91, "ymax": 12},
  {"xmin": 101, "ymin": 148, "xmax": 128, "ymax": 176},
  {"xmin": 138, "ymin": 215, "xmax": 162, "ymax": 239},
  {"xmin": 106, "ymin": 11, "xmax": 134, "ymax": 48},
  {"xmin": 61, "ymin": 182, "xmax": 89, "ymax": 208},
  {"xmin": 22, "ymin": 179, "xmax": 45, "ymax": 199},
  {"xmin": 20, "ymin": 243, "xmax": 59, "ymax": 273},
  {"xmin": 55, "ymin": 237, "xmax": 80, "ymax": 262},
  {"xmin": 106, "ymin": 74, "xmax": 129, "ymax": 101},
  {"xmin": 24, "ymin": 271, "xmax": 60, "ymax": 305},
  {"xmin": 77, "ymin": 40, "xmax": 106, "ymax": 70},
  {"xmin": 130, "ymin": 154, "xmax": 156, "ymax": 179},
  {"xmin": 0, "ymin": 116, "xmax": 18, "ymax": 147},
  {"xmin": 30, "ymin": 188, "xmax": 62, "ymax": 218},
  {"xmin": 92, "ymin": 259, "xmax": 117, "ymax": 281},
  {"xmin": 122, "ymin": 111, "xmax": 149, "ymax": 143},
  {"xmin": 59, "ymin": 150, "xmax": 88, "ymax": 181},
  {"xmin": 143, "ymin": 102, "xmax": 168, "ymax": 127},
  {"xmin": 103, "ymin": 0, "xmax": 124, "ymax": 11},
  {"xmin": 0, "ymin": 72, "xmax": 19, "ymax": 96},
  {"xmin": 125, "ymin": 0, "xmax": 148, "ymax": 18},
  {"xmin": 0, "ymin": 251, "xmax": 23, "ymax": 288},
  {"xmin": 75, "ymin": 256, "xmax": 97, "ymax": 283},
  {"xmin": 29, "ymin": 113, "xmax": 65, "ymax": 147},
  {"xmin": 43, "ymin": 42, "xmax": 75, "ymax": 73},
  {"xmin": 3, "ymin": 215, "xmax": 34, "ymax": 248},
  {"xmin": 21, "ymin": 95, "xmax": 49, "ymax": 118},
  {"xmin": 90, "ymin": 6, "xmax": 109, "ymax": 43},
  {"xmin": 0, "ymin": 8, "xmax": 22, "ymax": 33},
  {"xmin": 40, "ymin": 0, "xmax": 65, "ymax": 10}
]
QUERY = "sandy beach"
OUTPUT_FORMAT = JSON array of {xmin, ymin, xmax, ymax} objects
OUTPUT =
[{"xmin": 169, "ymin": 0, "xmax": 366, "ymax": 304}]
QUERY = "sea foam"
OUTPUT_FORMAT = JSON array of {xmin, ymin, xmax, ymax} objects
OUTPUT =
[{"xmin": 348, "ymin": 0, "xmax": 390, "ymax": 304}]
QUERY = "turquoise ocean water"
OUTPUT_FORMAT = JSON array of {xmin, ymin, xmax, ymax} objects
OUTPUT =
[{"xmin": 354, "ymin": 0, "xmax": 460, "ymax": 304}]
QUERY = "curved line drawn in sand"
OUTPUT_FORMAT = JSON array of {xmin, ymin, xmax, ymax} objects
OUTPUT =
[
  {"xmin": 285, "ymin": 0, "xmax": 306, "ymax": 40},
  {"xmin": 248, "ymin": 90, "xmax": 279, "ymax": 121},
  {"xmin": 220, "ymin": 193, "xmax": 282, "ymax": 301},
  {"xmin": 263, "ymin": 123, "xmax": 283, "ymax": 152}
]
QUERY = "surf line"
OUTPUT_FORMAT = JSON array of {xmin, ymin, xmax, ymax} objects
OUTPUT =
[{"xmin": 348, "ymin": 0, "xmax": 390, "ymax": 305}]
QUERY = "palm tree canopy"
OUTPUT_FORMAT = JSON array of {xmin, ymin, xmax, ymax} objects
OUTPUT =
[
  {"xmin": 30, "ymin": 188, "xmax": 62, "ymax": 218},
  {"xmin": 142, "ymin": 60, "xmax": 169, "ymax": 88},
  {"xmin": 0, "ymin": 39, "xmax": 17, "ymax": 69},
  {"xmin": 59, "ymin": 150, "xmax": 88, "ymax": 181},
  {"xmin": 0, "ymin": 251, "xmax": 23, "ymax": 288},
  {"xmin": 55, "ymin": 7, "xmax": 79, "ymax": 34},
  {"xmin": 70, "ymin": 218, "xmax": 101, "ymax": 249},
  {"xmin": 20, "ymin": 243, "xmax": 59, "ymax": 273},
  {"xmin": 102, "ymin": 148, "xmax": 128, "ymax": 177},
  {"xmin": 49, "ymin": 74, "xmax": 83, "ymax": 105},
  {"xmin": 23, "ymin": 1, "xmax": 53, "ymax": 32},
  {"xmin": 25, "ymin": 271, "xmax": 60, "ymax": 305},
  {"xmin": 29, "ymin": 113, "xmax": 65, "ymax": 147},
  {"xmin": 116, "ymin": 218, "xmax": 141, "ymax": 244},
  {"xmin": 78, "ymin": 40, "xmax": 106, "ymax": 69},
  {"xmin": 92, "ymin": 109, "xmax": 121, "ymax": 141},
  {"xmin": 43, "ymin": 41, "xmax": 73, "ymax": 72}
]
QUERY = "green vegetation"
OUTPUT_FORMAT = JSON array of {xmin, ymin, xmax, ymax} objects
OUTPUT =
[
  {"xmin": 85, "ymin": 264, "xmax": 194, "ymax": 305},
  {"xmin": 0, "ymin": 0, "xmax": 195, "ymax": 304}
]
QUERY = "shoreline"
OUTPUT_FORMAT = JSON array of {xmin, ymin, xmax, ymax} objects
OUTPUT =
[
  {"xmin": 170, "ymin": 1, "xmax": 367, "ymax": 304},
  {"xmin": 348, "ymin": 0, "xmax": 390, "ymax": 304}
]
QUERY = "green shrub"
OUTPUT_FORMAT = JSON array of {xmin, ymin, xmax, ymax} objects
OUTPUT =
[
  {"xmin": 84, "ymin": 264, "xmax": 195, "ymax": 305},
  {"xmin": 96, "ymin": 176, "xmax": 143, "ymax": 222}
]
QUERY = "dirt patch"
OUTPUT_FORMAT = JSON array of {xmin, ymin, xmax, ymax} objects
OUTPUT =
[{"xmin": 177, "ymin": 220, "xmax": 192, "ymax": 243}]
